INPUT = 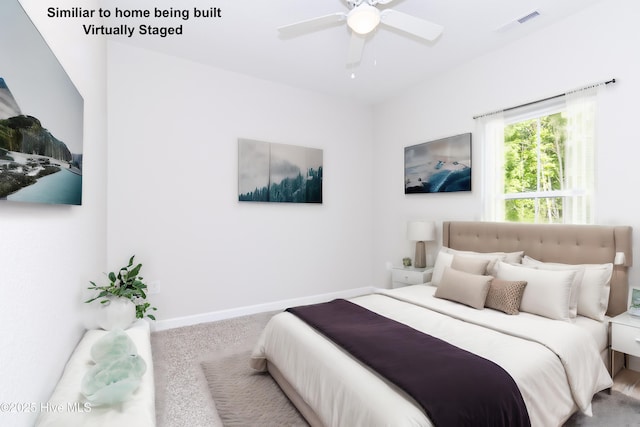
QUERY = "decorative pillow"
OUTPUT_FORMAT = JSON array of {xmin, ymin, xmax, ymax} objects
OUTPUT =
[
  {"xmin": 431, "ymin": 249, "xmax": 454, "ymax": 286},
  {"xmin": 485, "ymin": 279, "xmax": 528, "ymax": 315},
  {"xmin": 443, "ymin": 248, "xmax": 516, "ymax": 275},
  {"xmin": 451, "ymin": 255, "xmax": 490, "ymax": 275},
  {"xmin": 522, "ymin": 256, "xmax": 613, "ymax": 321},
  {"xmin": 495, "ymin": 261, "xmax": 577, "ymax": 321},
  {"xmin": 434, "ymin": 267, "xmax": 493, "ymax": 309}
]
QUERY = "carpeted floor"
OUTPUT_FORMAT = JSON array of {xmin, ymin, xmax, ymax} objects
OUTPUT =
[
  {"xmin": 151, "ymin": 311, "xmax": 278, "ymax": 427},
  {"xmin": 564, "ymin": 390, "xmax": 640, "ymax": 426},
  {"xmin": 152, "ymin": 311, "xmax": 640, "ymax": 427},
  {"xmin": 202, "ymin": 350, "xmax": 307, "ymax": 426}
]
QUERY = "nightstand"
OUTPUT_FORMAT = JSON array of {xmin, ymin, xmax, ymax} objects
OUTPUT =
[
  {"xmin": 390, "ymin": 267, "xmax": 433, "ymax": 288},
  {"xmin": 610, "ymin": 312, "xmax": 640, "ymax": 375}
]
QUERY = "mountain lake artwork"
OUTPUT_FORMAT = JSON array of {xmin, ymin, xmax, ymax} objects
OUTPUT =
[{"xmin": 0, "ymin": 0, "xmax": 83, "ymax": 205}]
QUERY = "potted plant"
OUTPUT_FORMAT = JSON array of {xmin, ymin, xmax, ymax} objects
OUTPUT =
[{"xmin": 86, "ymin": 256, "xmax": 157, "ymax": 329}]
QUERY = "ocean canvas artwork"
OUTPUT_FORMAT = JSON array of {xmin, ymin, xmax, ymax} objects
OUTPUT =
[
  {"xmin": 0, "ymin": 1, "xmax": 83, "ymax": 205},
  {"xmin": 404, "ymin": 133, "xmax": 471, "ymax": 194},
  {"xmin": 238, "ymin": 139, "xmax": 323, "ymax": 203}
]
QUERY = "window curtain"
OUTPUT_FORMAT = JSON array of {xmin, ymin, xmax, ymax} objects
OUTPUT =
[
  {"xmin": 564, "ymin": 86, "xmax": 599, "ymax": 224},
  {"xmin": 477, "ymin": 111, "xmax": 504, "ymax": 221}
]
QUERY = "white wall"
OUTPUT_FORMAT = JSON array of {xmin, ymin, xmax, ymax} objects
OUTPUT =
[
  {"xmin": 0, "ymin": 1, "xmax": 107, "ymax": 426},
  {"xmin": 106, "ymin": 41, "xmax": 374, "ymax": 322},
  {"xmin": 107, "ymin": 0, "xmax": 640, "ymax": 325},
  {"xmin": 372, "ymin": 0, "xmax": 640, "ymax": 290}
]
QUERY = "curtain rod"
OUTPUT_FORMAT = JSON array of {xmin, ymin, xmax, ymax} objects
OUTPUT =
[{"xmin": 473, "ymin": 78, "xmax": 616, "ymax": 120}]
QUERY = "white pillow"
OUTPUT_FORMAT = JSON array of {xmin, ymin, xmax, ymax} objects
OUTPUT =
[
  {"xmin": 431, "ymin": 250, "xmax": 454, "ymax": 286},
  {"xmin": 495, "ymin": 261, "xmax": 577, "ymax": 321},
  {"xmin": 522, "ymin": 256, "xmax": 613, "ymax": 321},
  {"xmin": 520, "ymin": 256, "xmax": 582, "ymax": 319}
]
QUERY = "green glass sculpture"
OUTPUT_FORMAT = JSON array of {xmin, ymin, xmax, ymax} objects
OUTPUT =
[
  {"xmin": 81, "ymin": 354, "xmax": 147, "ymax": 405},
  {"xmin": 81, "ymin": 329, "xmax": 147, "ymax": 406},
  {"xmin": 90, "ymin": 329, "xmax": 136, "ymax": 362}
]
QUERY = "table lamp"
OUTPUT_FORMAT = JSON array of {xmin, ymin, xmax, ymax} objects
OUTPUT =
[{"xmin": 407, "ymin": 221, "xmax": 436, "ymax": 268}]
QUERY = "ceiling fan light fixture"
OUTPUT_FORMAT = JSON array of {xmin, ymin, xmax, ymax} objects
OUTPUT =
[{"xmin": 347, "ymin": 4, "xmax": 381, "ymax": 35}]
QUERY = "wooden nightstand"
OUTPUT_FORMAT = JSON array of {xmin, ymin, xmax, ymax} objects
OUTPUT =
[
  {"xmin": 610, "ymin": 312, "xmax": 640, "ymax": 374},
  {"xmin": 390, "ymin": 267, "xmax": 433, "ymax": 288}
]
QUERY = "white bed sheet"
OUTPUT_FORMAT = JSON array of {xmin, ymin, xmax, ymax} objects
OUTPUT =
[
  {"xmin": 573, "ymin": 315, "xmax": 609, "ymax": 353},
  {"xmin": 251, "ymin": 285, "xmax": 612, "ymax": 427}
]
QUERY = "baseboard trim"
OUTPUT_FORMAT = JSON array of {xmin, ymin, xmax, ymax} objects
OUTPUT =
[{"xmin": 154, "ymin": 286, "xmax": 377, "ymax": 331}]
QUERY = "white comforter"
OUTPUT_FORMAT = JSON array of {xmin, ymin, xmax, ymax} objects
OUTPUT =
[{"xmin": 251, "ymin": 285, "xmax": 612, "ymax": 427}]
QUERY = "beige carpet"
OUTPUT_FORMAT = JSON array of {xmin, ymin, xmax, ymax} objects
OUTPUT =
[
  {"xmin": 202, "ymin": 350, "xmax": 307, "ymax": 426},
  {"xmin": 151, "ymin": 311, "xmax": 279, "ymax": 427}
]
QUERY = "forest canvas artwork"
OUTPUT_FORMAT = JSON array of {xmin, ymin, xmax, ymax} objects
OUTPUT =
[
  {"xmin": 404, "ymin": 133, "xmax": 471, "ymax": 194},
  {"xmin": 238, "ymin": 139, "xmax": 323, "ymax": 203},
  {"xmin": 0, "ymin": 1, "xmax": 83, "ymax": 205}
]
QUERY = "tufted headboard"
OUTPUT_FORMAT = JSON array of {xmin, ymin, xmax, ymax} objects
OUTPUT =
[{"xmin": 442, "ymin": 221, "xmax": 633, "ymax": 316}]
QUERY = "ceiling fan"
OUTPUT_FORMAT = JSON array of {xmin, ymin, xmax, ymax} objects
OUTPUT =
[{"xmin": 278, "ymin": 0, "xmax": 444, "ymax": 66}]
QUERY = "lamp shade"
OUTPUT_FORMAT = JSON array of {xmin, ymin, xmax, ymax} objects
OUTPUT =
[
  {"xmin": 407, "ymin": 221, "xmax": 436, "ymax": 242},
  {"xmin": 347, "ymin": 4, "xmax": 381, "ymax": 35}
]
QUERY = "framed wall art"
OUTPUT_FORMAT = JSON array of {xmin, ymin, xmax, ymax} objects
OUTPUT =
[
  {"xmin": 404, "ymin": 133, "xmax": 471, "ymax": 194},
  {"xmin": 238, "ymin": 139, "xmax": 323, "ymax": 204},
  {"xmin": 0, "ymin": 0, "xmax": 84, "ymax": 205},
  {"xmin": 629, "ymin": 288, "xmax": 640, "ymax": 317}
]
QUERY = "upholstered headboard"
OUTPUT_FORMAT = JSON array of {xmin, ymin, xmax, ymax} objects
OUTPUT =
[{"xmin": 442, "ymin": 221, "xmax": 633, "ymax": 316}]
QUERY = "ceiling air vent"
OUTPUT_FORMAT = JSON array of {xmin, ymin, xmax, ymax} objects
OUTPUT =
[
  {"xmin": 517, "ymin": 10, "xmax": 540, "ymax": 24},
  {"xmin": 496, "ymin": 10, "xmax": 541, "ymax": 32}
]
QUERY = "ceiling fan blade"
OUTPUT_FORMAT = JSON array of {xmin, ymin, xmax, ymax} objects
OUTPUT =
[
  {"xmin": 380, "ymin": 9, "xmax": 443, "ymax": 41},
  {"xmin": 347, "ymin": 33, "xmax": 366, "ymax": 65},
  {"xmin": 278, "ymin": 12, "xmax": 347, "ymax": 36}
]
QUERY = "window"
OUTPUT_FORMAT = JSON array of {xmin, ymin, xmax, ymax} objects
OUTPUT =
[
  {"xmin": 503, "ymin": 109, "xmax": 568, "ymax": 223},
  {"xmin": 479, "ymin": 88, "xmax": 598, "ymax": 224}
]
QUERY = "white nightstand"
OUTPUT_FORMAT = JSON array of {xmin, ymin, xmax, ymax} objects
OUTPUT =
[
  {"xmin": 610, "ymin": 312, "xmax": 640, "ymax": 374},
  {"xmin": 390, "ymin": 267, "xmax": 433, "ymax": 288}
]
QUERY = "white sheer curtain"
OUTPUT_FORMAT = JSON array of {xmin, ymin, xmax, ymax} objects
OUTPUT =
[
  {"xmin": 478, "ymin": 85, "xmax": 600, "ymax": 224},
  {"xmin": 564, "ymin": 86, "xmax": 599, "ymax": 224},
  {"xmin": 477, "ymin": 111, "xmax": 504, "ymax": 221}
]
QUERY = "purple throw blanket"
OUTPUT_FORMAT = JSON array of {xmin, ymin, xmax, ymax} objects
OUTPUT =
[{"xmin": 286, "ymin": 299, "xmax": 530, "ymax": 427}]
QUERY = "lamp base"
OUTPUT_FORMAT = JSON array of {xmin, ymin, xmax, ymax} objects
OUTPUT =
[{"xmin": 414, "ymin": 241, "xmax": 426, "ymax": 268}]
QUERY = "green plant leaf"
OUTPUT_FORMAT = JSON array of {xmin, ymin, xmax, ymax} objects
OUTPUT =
[
  {"xmin": 128, "ymin": 263, "xmax": 142, "ymax": 278},
  {"xmin": 86, "ymin": 255, "xmax": 157, "ymax": 320}
]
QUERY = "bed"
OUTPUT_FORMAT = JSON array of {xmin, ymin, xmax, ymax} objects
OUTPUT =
[{"xmin": 250, "ymin": 221, "xmax": 633, "ymax": 427}]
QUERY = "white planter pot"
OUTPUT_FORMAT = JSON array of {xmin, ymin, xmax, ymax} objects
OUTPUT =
[{"xmin": 97, "ymin": 296, "xmax": 137, "ymax": 331}]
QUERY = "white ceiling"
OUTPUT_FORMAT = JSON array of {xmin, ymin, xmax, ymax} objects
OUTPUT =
[{"xmin": 100, "ymin": 0, "xmax": 603, "ymax": 105}]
